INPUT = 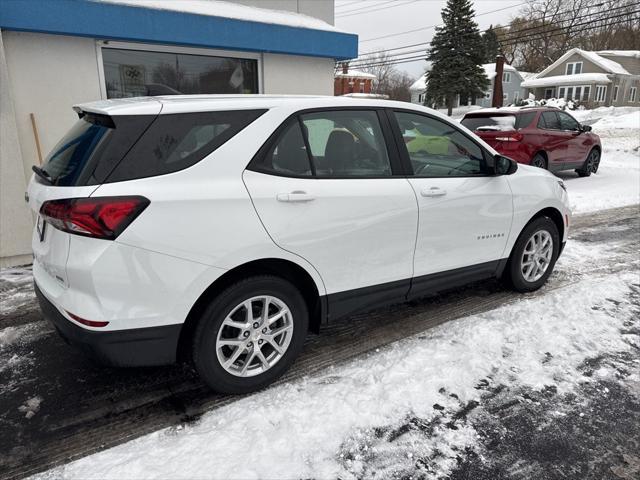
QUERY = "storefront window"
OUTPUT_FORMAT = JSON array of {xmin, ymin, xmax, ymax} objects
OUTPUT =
[{"xmin": 102, "ymin": 48, "xmax": 258, "ymax": 98}]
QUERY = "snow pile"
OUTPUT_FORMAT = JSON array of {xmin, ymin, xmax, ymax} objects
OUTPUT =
[
  {"xmin": 18, "ymin": 396, "xmax": 42, "ymax": 419},
  {"xmin": 570, "ymin": 105, "xmax": 640, "ymax": 124},
  {"xmin": 97, "ymin": 0, "xmax": 341, "ymax": 32},
  {"xmin": 35, "ymin": 273, "xmax": 638, "ymax": 480},
  {"xmin": 515, "ymin": 97, "xmax": 576, "ymax": 110}
]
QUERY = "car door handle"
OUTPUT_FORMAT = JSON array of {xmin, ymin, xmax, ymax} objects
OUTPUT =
[
  {"xmin": 276, "ymin": 191, "xmax": 315, "ymax": 203},
  {"xmin": 421, "ymin": 187, "xmax": 447, "ymax": 197}
]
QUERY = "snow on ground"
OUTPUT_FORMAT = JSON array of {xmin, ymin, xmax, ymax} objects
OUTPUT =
[
  {"xmin": 0, "ymin": 265, "xmax": 35, "ymax": 317},
  {"xmin": 558, "ymin": 109, "xmax": 640, "ymax": 214},
  {"xmin": 33, "ymin": 272, "xmax": 638, "ymax": 480}
]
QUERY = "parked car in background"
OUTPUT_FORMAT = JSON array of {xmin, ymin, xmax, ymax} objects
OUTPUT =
[
  {"xmin": 461, "ymin": 107, "xmax": 602, "ymax": 177},
  {"xmin": 29, "ymin": 96, "xmax": 570, "ymax": 394}
]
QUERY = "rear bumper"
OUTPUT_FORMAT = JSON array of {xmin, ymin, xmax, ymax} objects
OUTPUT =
[{"xmin": 35, "ymin": 282, "xmax": 182, "ymax": 367}]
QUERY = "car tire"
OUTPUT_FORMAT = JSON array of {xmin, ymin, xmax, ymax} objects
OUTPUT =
[
  {"xmin": 531, "ymin": 153, "xmax": 547, "ymax": 170},
  {"xmin": 505, "ymin": 216, "xmax": 560, "ymax": 293},
  {"xmin": 192, "ymin": 275, "xmax": 308, "ymax": 394},
  {"xmin": 576, "ymin": 148, "xmax": 600, "ymax": 177}
]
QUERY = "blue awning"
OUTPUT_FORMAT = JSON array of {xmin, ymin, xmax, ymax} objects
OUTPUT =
[{"xmin": 0, "ymin": 0, "xmax": 358, "ymax": 60}]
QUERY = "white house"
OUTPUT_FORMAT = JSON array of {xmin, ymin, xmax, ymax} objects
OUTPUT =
[
  {"xmin": 0, "ymin": 0, "xmax": 357, "ymax": 267},
  {"xmin": 410, "ymin": 63, "xmax": 526, "ymax": 107},
  {"xmin": 477, "ymin": 63, "xmax": 526, "ymax": 107},
  {"xmin": 410, "ymin": 73, "xmax": 428, "ymax": 104}
]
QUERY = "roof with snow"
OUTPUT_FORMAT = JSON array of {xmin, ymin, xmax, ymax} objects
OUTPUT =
[
  {"xmin": 482, "ymin": 63, "xmax": 519, "ymax": 80},
  {"xmin": 519, "ymin": 71, "xmax": 537, "ymax": 81},
  {"xmin": 335, "ymin": 69, "xmax": 377, "ymax": 80},
  {"xmin": 596, "ymin": 50, "xmax": 640, "ymax": 59},
  {"xmin": 0, "ymin": 0, "xmax": 358, "ymax": 60},
  {"xmin": 535, "ymin": 48, "xmax": 630, "ymax": 79},
  {"xmin": 522, "ymin": 73, "xmax": 612, "ymax": 88},
  {"xmin": 410, "ymin": 74, "xmax": 428, "ymax": 92}
]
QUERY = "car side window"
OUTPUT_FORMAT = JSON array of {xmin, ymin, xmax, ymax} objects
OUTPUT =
[
  {"xmin": 515, "ymin": 112, "xmax": 536, "ymax": 129},
  {"xmin": 393, "ymin": 111, "xmax": 488, "ymax": 177},
  {"xmin": 540, "ymin": 112, "xmax": 561, "ymax": 130},
  {"xmin": 256, "ymin": 120, "xmax": 313, "ymax": 177},
  {"xmin": 300, "ymin": 110, "xmax": 392, "ymax": 177},
  {"xmin": 557, "ymin": 112, "xmax": 580, "ymax": 131}
]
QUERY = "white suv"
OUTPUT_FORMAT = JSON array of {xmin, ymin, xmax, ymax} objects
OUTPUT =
[{"xmin": 28, "ymin": 96, "xmax": 570, "ymax": 393}]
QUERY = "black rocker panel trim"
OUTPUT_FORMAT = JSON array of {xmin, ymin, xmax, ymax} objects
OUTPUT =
[
  {"xmin": 407, "ymin": 260, "xmax": 500, "ymax": 301},
  {"xmin": 324, "ymin": 260, "xmax": 503, "ymax": 322}
]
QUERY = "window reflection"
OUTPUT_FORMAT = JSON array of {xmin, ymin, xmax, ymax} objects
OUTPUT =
[{"xmin": 102, "ymin": 48, "xmax": 258, "ymax": 98}]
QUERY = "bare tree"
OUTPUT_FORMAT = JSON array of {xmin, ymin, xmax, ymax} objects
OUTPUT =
[
  {"xmin": 357, "ymin": 53, "xmax": 418, "ymax": 101},
  {"xmin": 498, "ymin": 0, "xmax": 639, "ymax": 72}
]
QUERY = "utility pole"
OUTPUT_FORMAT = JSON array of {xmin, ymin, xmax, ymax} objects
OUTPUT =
[{"xmin": 492, "ymin": 55, "xmax": 505, "ymax": 108}]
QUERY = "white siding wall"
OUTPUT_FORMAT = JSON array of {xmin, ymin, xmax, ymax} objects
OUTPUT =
[{"xmin": 263, "ymin": 53, "xmax": 334, "ymax": 95}]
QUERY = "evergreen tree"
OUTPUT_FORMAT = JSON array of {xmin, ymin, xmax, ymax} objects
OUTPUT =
[
  {"xmin": 425, "ymin": 0, "xmax": 489, "ymax": 115},
  {"xmin": 482, "ymin": 26, "xmax": 500, "ymax": 63}
]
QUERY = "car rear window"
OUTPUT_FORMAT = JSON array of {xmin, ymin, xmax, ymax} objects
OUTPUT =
[
  {"xmin": 40, "ymin": 109, "xmax": 266, "ymax": 186},
  {"xmin": 40, "ymin": 113, "xmax": 154, "ymax": 186},
  {"xmin": 461, "ymin": 111, "xmax": 537, "ymax": 131},
  {"xmin": 461, "ymin": 114, "xmax": 517, "ymax": 131}
]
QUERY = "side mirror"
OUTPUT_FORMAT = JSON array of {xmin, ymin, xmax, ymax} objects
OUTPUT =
[
  {"xmin": 581, "ymin": 124, "xmax": 592, "ymax": 132},
  {"xmin": 493, "ymin": 154, "xmax": 518, "ymax": 175}
]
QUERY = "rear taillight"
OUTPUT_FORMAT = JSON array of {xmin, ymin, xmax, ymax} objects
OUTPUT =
[
  {"xmin": 39, "ymin": 196, "xmax": 149, "ymax": 240},
  {"xmin": 495, "ymin": 132, "xmax": 524, "ymax": 142}
]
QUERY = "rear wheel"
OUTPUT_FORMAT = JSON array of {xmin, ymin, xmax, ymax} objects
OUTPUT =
[
  {"xmin": 576, "ymin": 148, "xmax": 600, "ymax": 177},
  {"xmin": 192, "ymin": 276, "xmax": 308, "ymax": 394},
  {"xmin": 505, "ymin": 216, "xmax": 560, "ymax": 292},
  {"xmin": 531, "ymin": 153, "xmax": 547, "ymax": 170}
]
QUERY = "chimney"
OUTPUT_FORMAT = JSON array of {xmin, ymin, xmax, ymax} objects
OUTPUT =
[
  {"xmin": 342, "ymin": 62, "xmax": 349, "ymax": 75},
  {"xmin": 492, "ymin": 55, "xmax": 505, "ymax": 108}
]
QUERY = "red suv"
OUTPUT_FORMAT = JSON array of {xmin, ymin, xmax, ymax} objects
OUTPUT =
[{"xmin": 461, "ymin": 107, "xmax": 602, "ymax": 177}]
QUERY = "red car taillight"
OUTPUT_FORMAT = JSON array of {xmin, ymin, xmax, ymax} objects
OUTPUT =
[
  {"xmin": 39, "ymin": 196, "xmax": 149, "ymax": 240},
  {"xmin": 495, "ymin": 132, "xmax": 524, "ymax": 142}
]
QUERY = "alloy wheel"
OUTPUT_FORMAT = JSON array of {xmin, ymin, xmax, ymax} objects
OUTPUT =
[
  {"xmin": 216, "ymin": 295, "xmax": 294, "ymax": 377},
  {"xmin": 520, "ymin": 230, "xmax": 553, "ymax": 282}
]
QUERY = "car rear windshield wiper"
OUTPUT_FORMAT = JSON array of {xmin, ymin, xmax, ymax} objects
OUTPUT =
[{"xmin": 32, "ymin": 165, "xmax": 53, "ymax": 185}]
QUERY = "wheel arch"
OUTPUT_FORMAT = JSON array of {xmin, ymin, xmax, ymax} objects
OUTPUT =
[
  {"xmin": 176, "ymin": 258, "xmax": 323, "ymax": 362},
  {"xmin": 514, "ymin": 206, "xmax": 565, "ymax": 255}
]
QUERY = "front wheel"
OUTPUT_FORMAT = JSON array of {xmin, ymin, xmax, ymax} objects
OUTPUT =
[
  {"xmin": 192, "ymin": 276, "xmax": 308, "ymax": 394},
  {"xmin": 505, "ymin": 216, "xmax": 560, "ymax": 292},
  {"xmin": 576, "ymin": 148, "xmax": 600, "ymax": 177}
]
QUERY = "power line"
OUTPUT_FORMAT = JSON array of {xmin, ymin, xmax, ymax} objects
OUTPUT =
[
  {"xmin": 358, "ymin": 1, "xmax": 528, "ymax": 43},
  {"xmin": 356, "ymin": 1, "xmax": 620, "ymax": 57},
  {"xmin": 336, "ymin": 0, "xmax": 418, "ymax": 18},
  {"xmin": 347, "ymin": 14, "xmax": 637, "ymax": 70},
  {"xmin": 349, "ymin": 3, "xmax": 637, "ymax": 67}
]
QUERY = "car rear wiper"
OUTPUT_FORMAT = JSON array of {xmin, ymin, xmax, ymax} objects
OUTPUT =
[{"xmin": 32, "ymin": 165, "xmax": 53, "ymax": 185}]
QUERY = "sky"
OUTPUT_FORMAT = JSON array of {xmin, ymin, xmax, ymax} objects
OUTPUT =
[{"xmin": 334, "ymin": 0, "xmax": 526, "ymax": 81}]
